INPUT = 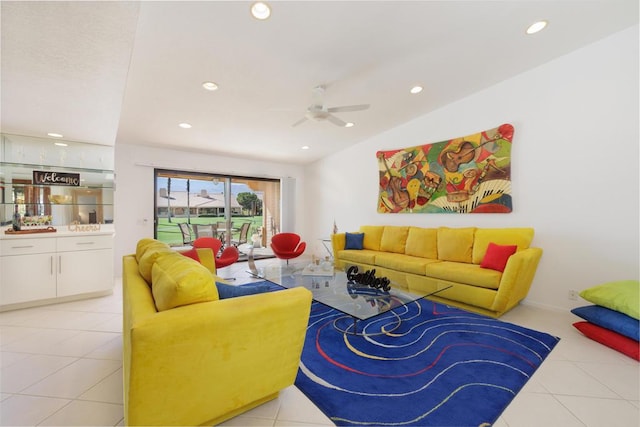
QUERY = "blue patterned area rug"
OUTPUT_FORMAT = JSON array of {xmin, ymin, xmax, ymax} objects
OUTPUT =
[{"xmin": 295, "ymin": 299, "xmax": 559, "ymax": 427}]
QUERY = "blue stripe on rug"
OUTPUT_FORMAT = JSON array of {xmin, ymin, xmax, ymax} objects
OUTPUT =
[{"xmin": 295, "ymin": 299, "xmax": 560, "ymax": 426}]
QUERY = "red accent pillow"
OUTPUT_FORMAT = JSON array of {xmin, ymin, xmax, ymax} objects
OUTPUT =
[
  {"xmin": 480, "ymin": 242, "xmax": 517, "ymax": 272},
  {"xmin": 573, "ymin": 321, "xmax": 640, "ymax": 361},
  {"xmin": 180, "ymin": 248, "xmax": 200, "ymax": 262}
]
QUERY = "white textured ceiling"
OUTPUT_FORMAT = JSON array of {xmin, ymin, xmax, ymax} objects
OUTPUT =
[{"xmin": 1, "ymin": 1, "xmax": 637, "ymax": 165}]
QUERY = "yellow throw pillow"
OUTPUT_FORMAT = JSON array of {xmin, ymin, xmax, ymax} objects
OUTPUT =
[
  {"xmin": 380, "ymin": 226, "xmax": 409, "ymax": 254},
  {"xmin": 151, "ymin": 252, "xmax": 219, "ymax": 311},
  {"xmin": 359, "ymin": 225, "xmax": 384, "ymax": 251},
  {"xmin": 437, "ymin": 227, "xmax": 476, "ymax": 263},
  {"xmin": 405, "ymin": 227, "xmax": 438, "ymax": 259},
  {"xmin": 136, "ymin": 238, "xmax": 169, "ymax": 262},
  {"xmin": 138, "ymin": 244, "xmax": 174, "ymax": 284},
  {"xmin": 472, "ymin": 228, "xmax": 534, "ymax": 264}
]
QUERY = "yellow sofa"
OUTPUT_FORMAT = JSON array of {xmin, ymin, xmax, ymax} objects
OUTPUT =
[
  {"xmin": 123, "ymin": 239, "xmax": 312, "ymax": 426},
  {"xmin": 332, "ymin": 226, "xmax": 542, "ymax": 318}
]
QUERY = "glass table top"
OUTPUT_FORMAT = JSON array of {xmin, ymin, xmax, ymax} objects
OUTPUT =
[{"xmin": 254, "ymin": 262, "xmax": 449, "ymax": 322}]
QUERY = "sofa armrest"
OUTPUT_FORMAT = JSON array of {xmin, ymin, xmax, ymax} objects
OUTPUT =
[
  {"xmin": 491, "ymin": 247, "xmax": 543, "ymax": 313},
  {"xmin": 124, "ymin": 286, "xmax": 312, "ymax": 426},
  {"xmin": 331, "ymin": 233, "xmax": 346, "ymax": 267}
]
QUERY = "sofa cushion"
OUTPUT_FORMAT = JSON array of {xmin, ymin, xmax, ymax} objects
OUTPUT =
[
  {"xmin": 345, "ymin": 232, "xmax": 364, "ymax": 250},
  {"xmin": 337, "ymin": 249, "xmax": 378, "ymax": 265},
  {"xmin": 380, "ymin": 226, "xmax": 409, "ymax": 254},
  {"xmin": 480, "ymin": 243, "xmax": 517, "ymax": 272},
  {"xmin": 437, "ymin": 227, "xmax": 476, "ymax": 263},
  {"xmin": 579, "ymin": 280, "xmax": 639, "ymax": 320},
  {"xmin": 136, "ymin": 238, "xmax": 169, "ymax": 262},
  {"xmin": 138, "ymin": 244, "xmax": 175, "ymax": 284},
  {"xmin": 359, "ymin": 225, "xmax": 384, "ymax": 251},
  {"xmin": 426, "ymin": 261, "xmax": 501, "ymax": 289},
  {"xmin": 472, "ymin": 228, "xmax": 534, "ymax": 264},
  {"xmin": 374, "ymin": 253, "xmax": 440, "ymax": 275},
  {"xmin": 151, "ymin": 252, "xmax": 219, "ymax": 311},
  {"xmin": 405, "ymin": 227, "xmax": 437, "ymax": 259}
]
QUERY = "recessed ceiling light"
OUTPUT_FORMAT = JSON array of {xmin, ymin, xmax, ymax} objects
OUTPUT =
[
  {"xmin": 54, "ymin": 142, "xmax": 68, "ymax": 147},
  {"xmin": 178, "ymin": 123, "xmax": 192, "ymax": 129},
  {"xmin": 301, "ymin": 145, "xmax": 310, "ymax": 150},
  {"xmin": 251, "ymin": 2, "xmax": 271, "ymax": 20},
  {"xmin": 47, "ymin": 132, "xmax": 63, "ymax": 138},
  {"xmin": 526, "ymin": 20, "xmax": 548, "ymax": 35},
  {"xmin": 202, "ymin": 81, "xmax": 218, "ymax": 91},
  {"xmin": 345, "ymin": 122, "xmax": 354, "ymax": 128},
  {"xmin": 410, "ymin": 86, "xmax": 423, "ymax": 94}
]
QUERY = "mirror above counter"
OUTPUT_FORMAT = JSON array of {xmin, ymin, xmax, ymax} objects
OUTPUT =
[{"xmin": 0, "ymin": 134, "xmax": 115, "ymax": 229}]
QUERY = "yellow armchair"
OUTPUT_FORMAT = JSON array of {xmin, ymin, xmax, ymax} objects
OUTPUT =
[{"xmin": 123, "ymin": 253, "xmax": 312, "ymax": 426}]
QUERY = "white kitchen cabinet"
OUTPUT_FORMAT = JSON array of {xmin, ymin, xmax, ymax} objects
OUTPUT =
[
  {"xmin": 0, "ymin": 232, "xmax": 114, "ymax": 310},
  {"xmin": 56, "ymin": 235, "xmax": 113, "ymax": 297}
]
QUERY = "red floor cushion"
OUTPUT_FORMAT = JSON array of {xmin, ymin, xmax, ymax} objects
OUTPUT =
[{"xmin": 573, "ymin": 321, "xmax": 639, "ymax": 361}]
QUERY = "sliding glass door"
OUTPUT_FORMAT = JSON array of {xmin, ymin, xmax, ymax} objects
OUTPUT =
[{"xmin": 154, "ymin": 169, "xmax": 280, "ymax": 255}]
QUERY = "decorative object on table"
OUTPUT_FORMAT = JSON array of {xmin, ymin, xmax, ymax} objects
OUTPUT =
[
  {"xmin": 271, "ymin": 232, "xmax": 306, "ymax": 264},
  {"xmin": 571, "ymin": 279, "xmax": 639, "ymax": 360},
  {"xmin": 5, "ymin": 226, "xmax": 57, "ymax": 235},
  {"xmin": 295, "ymin": 298, "xmax": 559, "ymax": 426},
  {"xmin": 377, "ymin": 123, "xmax": 514, "ymax": 214},
  {"xmin": 346, "ymin": 265, "xmax": 391, "ymax": 291},
  {"xmin": 333, "ymin": 219, "xmax": 338, "ymax": 235}
]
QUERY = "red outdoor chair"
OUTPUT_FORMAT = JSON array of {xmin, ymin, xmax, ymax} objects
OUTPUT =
[
  {"xmin": 270, "ymin": 233, "xmax": 306, "ymax": 265},
  {"xmin": 193, "ymin": 237, "xmax": 239, "ymax": 269}
]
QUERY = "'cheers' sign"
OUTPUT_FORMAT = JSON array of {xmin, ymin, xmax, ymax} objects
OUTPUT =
[{"xmin": 33, "ymin": 171, "xmax": 80, "ymax": 187}]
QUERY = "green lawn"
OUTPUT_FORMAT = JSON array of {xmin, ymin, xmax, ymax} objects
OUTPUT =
[{"xmin": 157, "ymin": 216, "xmax": 263, "ymax": 246}]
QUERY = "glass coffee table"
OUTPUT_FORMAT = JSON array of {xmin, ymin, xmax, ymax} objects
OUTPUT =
[{"xmin": 251, "ymin": 262, "xmax": 451, "ymax": 336}]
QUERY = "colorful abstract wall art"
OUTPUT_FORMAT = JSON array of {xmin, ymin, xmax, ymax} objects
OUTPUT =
[{"xmin": 377, "ymin": 124, "xmax": 514, "ymax": 214}]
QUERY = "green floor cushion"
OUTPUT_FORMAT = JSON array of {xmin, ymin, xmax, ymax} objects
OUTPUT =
[{"xmin": 579, "ymin": 280, "xmax": 639, "ymax": 320}]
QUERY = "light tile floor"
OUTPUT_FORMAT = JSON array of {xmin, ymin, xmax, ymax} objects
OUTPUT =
[{"xmin": 1, "ymin": 257, "xmax": 638, "ymax": 426}]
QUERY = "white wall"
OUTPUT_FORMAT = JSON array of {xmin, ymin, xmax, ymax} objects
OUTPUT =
[
  {"xmin": 304, "ymin": 26, "xmax": 639, "ymax": 312},
  {"xmin": 113, "ymin": 143, "xmax": 305, "ymax": 275}
]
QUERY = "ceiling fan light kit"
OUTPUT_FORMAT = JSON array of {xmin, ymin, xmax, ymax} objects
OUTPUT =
[{"xmin": 292, "ymin": 85, "xmax": 370, "ymax": 128}]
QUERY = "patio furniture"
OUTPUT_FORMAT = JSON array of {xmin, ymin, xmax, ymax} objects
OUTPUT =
[
  {"xmin": 178, "ymin": 223, "xmax": 194, "ymax": 245},
  {"xmin": 270, "ymin": 232, "xmax": 306, "ymax": 265},
  {"xmin": 193, "ymin": 223, "xmax": 218, "ymax": 239},
  {"xmin": 232, "ymin": 222, "xmax": 251, "ymax": 247}
]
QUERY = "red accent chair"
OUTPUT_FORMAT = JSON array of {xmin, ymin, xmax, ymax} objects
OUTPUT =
[
  {"xmin": 270, "ymin": 233, "xmax": 306, "ymax": 265},
  {"xmin": 193, "ymin": 237, "xmax": 239, "ymax": 269}
]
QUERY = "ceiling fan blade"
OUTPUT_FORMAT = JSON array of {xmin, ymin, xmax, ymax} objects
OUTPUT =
[
  {"xmin": 327, "ymin": 104, "xmax": 370, "ymax": 113},
  {"xmin": 327, "ymin": 114, "xmax": 347, "ymax": 127},
  {"xmin": 292, "ymin": 117, "xmax": 308, "ymax": 127}
]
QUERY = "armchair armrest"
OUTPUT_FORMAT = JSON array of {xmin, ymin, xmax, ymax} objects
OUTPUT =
[
  {"xmin": 491, "ymin": 247, "xmax": 543, "ymax": 313},
  {"xmin": 125, "ymin": 287, "xmax": 312, "ymax": 426}
]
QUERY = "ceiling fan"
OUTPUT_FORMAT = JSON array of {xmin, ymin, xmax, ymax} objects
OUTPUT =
[{"xmin": 292, "ymin": 85, "xmax": 370, "ymax": 127}]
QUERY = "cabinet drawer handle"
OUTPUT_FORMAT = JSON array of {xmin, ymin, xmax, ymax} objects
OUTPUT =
[
  {"xmin": 11, "ymin": 245, "xmax": 34, "ymax": 249},
  {"xmin": 76, "ymin": 242, "xmax": 95, "ymax": 245}
]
